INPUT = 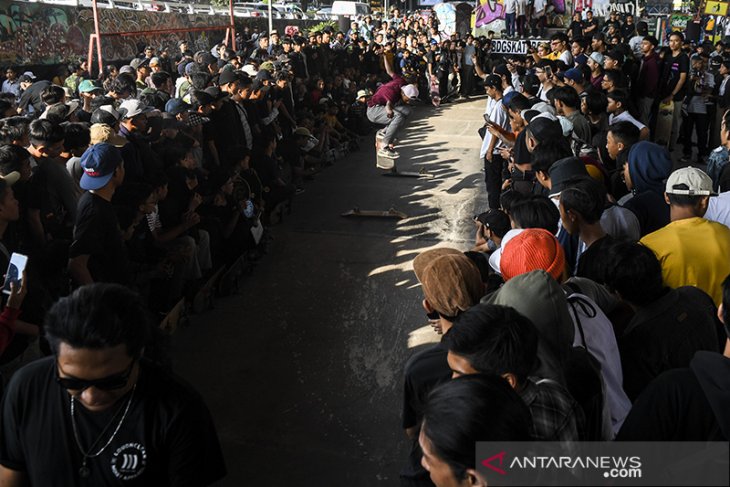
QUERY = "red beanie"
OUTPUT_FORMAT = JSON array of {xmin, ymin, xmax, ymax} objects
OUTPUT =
[{"xmin": 500, "ymin": 228, "xmax": 566, "ymax": 282}]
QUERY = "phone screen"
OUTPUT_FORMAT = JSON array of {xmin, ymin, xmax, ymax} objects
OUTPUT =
[
  {"xmin": 544, "ymin": 66, "xmax": 553, "ymax": 78},
  {"xmin": 2, "ymin": 253, "xmax": 27, "ymax": 295}
]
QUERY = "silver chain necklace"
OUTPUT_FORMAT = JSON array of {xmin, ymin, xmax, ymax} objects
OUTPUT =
[{"xmin": 69, "ymin": 385, "xmax": 136, "ymax": 479}]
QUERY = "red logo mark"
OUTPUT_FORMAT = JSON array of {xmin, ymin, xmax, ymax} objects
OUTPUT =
[{"xmin": 481, "ymin": 451, "xmax": 507, "ymax": 475}]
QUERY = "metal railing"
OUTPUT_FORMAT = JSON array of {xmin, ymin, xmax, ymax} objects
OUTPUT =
[{"xmin": 15, "ymin": 0, "xmax": 335, "ymax": 19}]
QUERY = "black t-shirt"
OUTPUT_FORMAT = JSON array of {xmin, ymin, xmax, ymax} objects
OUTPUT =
[
  {"xmin": 582, "ymin": 19, "xmax": 599, "ymax": 35},
  {"xmin": 0, "ymin": 357, "xmax": 226, "ymax": 486},
  {"xmin": 401, "ymin": 342, "xmax": 450, "ymax": 482},
  {"xmin": 622, "ymin": 191, "xmax": 670, "ymax": 237},
  {"xmin": 661, "ymin": 51, "xmax": 690, "ymax": 101},
  {"xmin": 69, "ymin": 192, "xmax": 130, "ymax": 284},
  {"xmin": 575, "ymin": 234, "xmax": 615, "ymax": 282},
  {"xmin": 621, "ymin": 23, "xmax": 636, "ymax": 41},
  {"xmin": 253, "ymin": 154, "xmax": 280, "ymax": 189},
  {"xmin": 616, "ymin": 367, "xmax": 720, "ymax": 441},
  {"xmin": 402, "ymin": 342, "xmax": 450, "ymax": 430},
  {"xmin": 18, "ymin": 80, "xmax": 51, "ymax": 115},
  {"xmin": 568, "ymin": 20, "xmax": 583, "ymax": 40}
]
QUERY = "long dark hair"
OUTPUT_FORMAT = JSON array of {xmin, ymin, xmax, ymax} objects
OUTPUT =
[{"xmin": 421, "ymin": 374, "xmax": 532, "ymax": 481}]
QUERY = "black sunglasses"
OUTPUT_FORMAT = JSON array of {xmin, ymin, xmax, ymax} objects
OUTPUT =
[{"xmin": 55, "ymin": 359, "xmax": 135, "ymax": 391}]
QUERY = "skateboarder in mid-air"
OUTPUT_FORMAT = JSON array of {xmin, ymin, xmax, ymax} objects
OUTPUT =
[{"xmin": 366, "ymin": 44, "xmax": 419, "ymax": 158}]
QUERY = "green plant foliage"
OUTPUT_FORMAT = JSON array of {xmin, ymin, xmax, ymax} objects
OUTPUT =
[{"xmin": 308, "ymin": 20, "xmax": 337, "ymax": 33}]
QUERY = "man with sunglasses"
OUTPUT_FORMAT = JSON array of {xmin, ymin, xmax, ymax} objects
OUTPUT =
[{"xmin": 0, "ymin": 283, "xmax": 226, "ymax": 486}]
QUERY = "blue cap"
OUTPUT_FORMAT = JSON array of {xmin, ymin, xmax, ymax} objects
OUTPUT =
[
  {"xmin": 502, "ymin": 90, "xmax": 519, "ymax": 106},
  {"xmin": 165, "ymin": 98, "xmax": 192, "ymax": 115},
  {"xmin": 80, "ymin": 143, "xmax": 123, "ymax": 191},
  {"xmin": 564, "ymin": 68, "xmax": 584, "ymax": 83},
  {"xmin": 575, "ymin": 54, "xmax": 588, "ymax": 65}
]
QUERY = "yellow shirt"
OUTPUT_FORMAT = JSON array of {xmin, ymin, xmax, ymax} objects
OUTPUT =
[{"xmin": 640, "ymin": 216, "xmax": 730, "ymax": 306}]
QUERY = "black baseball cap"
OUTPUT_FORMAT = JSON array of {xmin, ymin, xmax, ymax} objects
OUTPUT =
[
  {"xmin": 476, "ymin": 209, "xmax": 511, "ymax": 239},
  {"xmin": 526, "ymin": 114, "xmax": 564, "ymax": 144}
]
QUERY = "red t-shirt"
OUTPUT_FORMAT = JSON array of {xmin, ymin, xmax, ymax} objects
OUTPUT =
[{"xmin": 368, "ymin": 75, "xmax": 406, "ymax": 107}]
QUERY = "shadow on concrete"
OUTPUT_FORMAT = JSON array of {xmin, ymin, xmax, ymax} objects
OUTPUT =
[{"xmin": 168, "ymin": 100, "xmax": 488, "ymax": 486}]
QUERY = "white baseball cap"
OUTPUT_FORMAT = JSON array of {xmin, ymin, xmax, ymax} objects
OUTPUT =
[
  {"xmin": 401, "ymin": 84, "xmax": 419, "ymax": 99},
  {"xmin": 665, "ymin": 167, "xmax": 717, "ymax": 196},
  {"xmin": 489, "ymin": 229, "xmax": 526, "ymax": 275}
]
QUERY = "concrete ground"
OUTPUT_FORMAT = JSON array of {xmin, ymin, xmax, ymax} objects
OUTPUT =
[{"xmin": 169, "ymin": 98, "xmax": 489, "ymax": 486}]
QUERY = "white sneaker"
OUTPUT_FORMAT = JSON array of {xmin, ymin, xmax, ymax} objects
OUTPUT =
[{"xmin": 378, "ymin": 147, "xmax": 399, "ymax": 158}]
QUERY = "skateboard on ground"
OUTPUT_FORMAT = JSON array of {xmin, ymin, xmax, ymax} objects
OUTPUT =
[
  {"xmin": 160, "ymin": 298, "xmax": 188, "ymax": 333},
  {"xmin": 341, "ymin": 207, "xmax": 408, "ymax": 219},
  {"xmin": 375, "ymin": 131, "xmax": 434, "ymax": 178},
  {"xmin": 655, "ymin": 101, "xmax": 674, "ymax": 148},
  {"xmin": 218, "ymin": 254, "xmax": 252, "ymax": 296},
  {"xmin": 192, "ymin": 267, "xmax": 225, "ymax": 313}
]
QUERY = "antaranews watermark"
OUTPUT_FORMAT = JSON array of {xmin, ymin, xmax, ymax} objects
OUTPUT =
[{"xmin": 476, "ymin": 442, "xmax": 728, "ymax": 486}]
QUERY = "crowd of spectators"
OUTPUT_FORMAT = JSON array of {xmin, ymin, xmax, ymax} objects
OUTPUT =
[
  {"xmin": 400, "ymin": 11, "xmax": 730, "ymax": 487},
  {"xmin": 0, "ymin": 5, "xmax": 728, "ymax": 485}
]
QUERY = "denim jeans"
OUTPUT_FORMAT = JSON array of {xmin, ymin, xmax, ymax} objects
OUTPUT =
[{"xmin": 505, "ymin": 13, "xmax": 516, "ymax": 37}]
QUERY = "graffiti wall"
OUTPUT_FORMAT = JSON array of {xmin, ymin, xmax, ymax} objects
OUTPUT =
[
  {"xmin": 473, "ymin": 0, "xmax": 505, "ymax": 35},
  {"xmin": 0, "ymin": 1, "xmax": 316, "ymax": 66}
]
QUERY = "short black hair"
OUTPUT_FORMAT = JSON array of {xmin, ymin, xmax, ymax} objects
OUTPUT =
[
  {"xmin": 110, "ymin": 75, "xmax": 135, "ymax": 96},
  {"xmin": 560, "ymin": 176, "xmax": 606, "ymax": 224},
  {"xmin": 508, "ymin": 194, "xmax": 560, "ymax": 234},
  {"xmin": 444, "ymin": 304, "xmax": 539, "ymax": 385},
  {"xmin": 608, "ymin": 121, "xmax": 639, "ymax": 150},
  {"xmin": 112, "ymin": 182, "xmax": 154, "ymax": 208},
  {"xmin": 0, "ymin": 100, "xmax": 12, "ymax": 115},
  {"xmin": 552, "ymin": 85, "xmax": 581, "ymax": 110},
  {"xmin": 0, "ymin": 145, "xmax": 29, "ymax": 175},
  {"xmin": 150, "ymin": 71, "xmax": 171, "ymax": 89},
  {"xmin": 644, "ymin": 35, "xmax": 658, "ymax": 47},
  {"xmin": 550, "ymin": 32, "xmax": 569, "ymax": 44},
  {"xmin": 421, "ymin": 374, "xmax": 532, "ymax": 481},
  {"xmin": 29, "ymin": 119, "xmax": 64, "ymax": 147},
  {"xmin": 603, "ymin": 242, "xmax": 664, "ymax": 305},
  {"xmin": 667, "ymin": 183, "xmax": 705, "ymax": 207},
  {"xmin": 584, "ymin": 91, "xmax": 608, "ymax": 115},
  {"xmin": 530, "ymin": 139, "xmax": 573, "ymax": 174},
  {"xmin": 0, "ymin": 117, "xmax": 30, "ymax": 145},
  {"xmin": 44, "ymin": 283, "xmax": 154, "ymax": 358},
  {"xmin": 62, "ymin": 122, "xmax": 91, "ymax": 152},
  {"xmin": 603, "ymin": 69, "xmax": 625, "ymax": 88},
  {"xmin": 189, "ymin": 90, "xmax": 214, "ymax": 110},
  {"xmin": 607, "ymin": 88, "xmax": 631, "ymax": 110},
  {"xmin": 507, "ymin": 93, "xmax": 532, "ymax": 113},
  {"xmin": 189, "ymin": 71, "xmax": 212, "ymax": 90},
  {"xmin": 669, "ymin": 31, "xmax": 684, "ymax": 42},
  {"xmin": 40, "ymin": 85, "xmax": 66, "ymax": 106}
]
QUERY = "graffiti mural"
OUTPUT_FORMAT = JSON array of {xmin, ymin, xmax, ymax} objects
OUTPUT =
[
  {"xmin": 552, "ymin": 0, "xmax": 567, "ymax": 14},
  {"xmin": 475, "ymin": 0, "xmax": 505, "ymax": 29},
  {"xmin": 472, "ymin": 0, "xmax": 505, "ymax": 35},
  {"xmin": 0, "ymin": 1, "xmax": 317, "ymax": 66}
]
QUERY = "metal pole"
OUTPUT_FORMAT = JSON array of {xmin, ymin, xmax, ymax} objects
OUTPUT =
[
  {"xmin": 92, "ymin": 0, "xmax": 103, "ymax": 77},
  {"xmin": 229, "ymin": 0, "xmax": 237, "ymax": 50},
  {"xmin": 268, "ymin": 1, "xmax": 273, "ymax": 34}
]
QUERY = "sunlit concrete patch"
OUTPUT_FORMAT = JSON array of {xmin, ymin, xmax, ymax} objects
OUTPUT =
[{"xmin": 407, "ymin": 323, "xmax": 442, "ymax": 349}]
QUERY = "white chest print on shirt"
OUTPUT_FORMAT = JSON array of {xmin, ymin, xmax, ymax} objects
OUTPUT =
[{"xmin": 111, "ymin": 442, "xmax": 147, "ymax": 480}]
